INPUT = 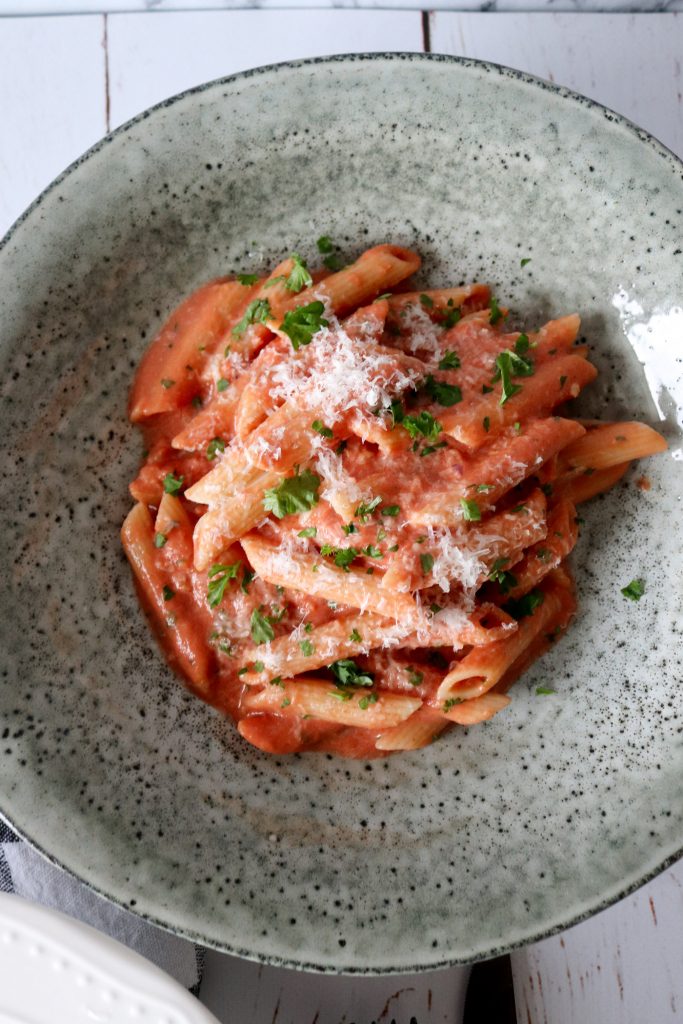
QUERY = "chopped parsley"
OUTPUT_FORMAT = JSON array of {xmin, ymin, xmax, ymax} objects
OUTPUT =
[
  {"xmin": 443, "ymin": 697, "xmax": 463, "ymax": 712},
  {"xmin": 406, "ymin": 668, "xmax": 424, "ymax": 687},
  {"xmin": 460, "ymin": 498, "xmax": 481, "ymax": 521},
  {"xmin": 420, "ymin": 441, "xmax": 448, "ymax": 457},
  {"xmin": 237, "ymin": 273, "xmax": 259, "ymax": 285},
  {"xmin": 560, "ymin": 375, "xmax": 568, "ymax": 389},
  {"xmin": 438, "ymin": 350, "xmax": 461, "ymax": 370},
  {"xmin": 482, "ymin": 384, "xmax": 494, "ymax": 394},
  {"xmin": 342, "ymin": 523, "xmax": 358, "ymax": 535},
  {"xmin": 323, "ymin": 252, "xmax": 344, "ymax": 271},
  {"xmin": 282, "ymin": 253, "xmax": 312, "ymax": 293},
  {"xmin": 401, "ymin": 410, "xmax": 442, "ymax": 441},
  {"xmin": 476, "ymin": 483, "xmax": 493, "ymax": 492},
  {"xmin": 206, "ymin": 437, "xmax": 225, "ymax": 460},
  {"xmin": 621, "ymin": 578, "xmax": 645, "ymax": 602},
  {"xmin": 489, "ymin": 297, "xmax": 506, "ymax": 325},
  {"xmin": 521, "ymin": 258, "xmax": 532, "ymax": 268},
  {"xmin": 488, "ymin": 557, "xmax": 518, "ymax": 593},
  {"xmin": 162, "ymin": 585, "xmax": 174, "ymax": 602},
  {"xmin": 316, "ymin": 236, "xmax": 334, "ymax": 253},
  {"xmin": 232, "ymin": 298, "xmax": 273, "ymax": 338},
  {"xmin": 362, "ymin": 544, "xmax": 382, "ymax": 558},
  {"xmin": 358, "ymin": 693, "xmax": 379, "ymax": 710},
  {"xmin": 160, "ymin": 378, "xmax": 175, "ymax": 389},
  {"xmin": 154, "ymin": 532, "xmax": 167, "ymax": 549},
  {"xmin": 424, "ymin": 375, "xmax": 462, "ymax": 407},
  {"xmin": 330, "ymin": 659, "xmax": 374, "ymax": 688},
  {"xmin": 419, "ymin": 293, "xmax": 434, "ymax": 308},
  {"xmin": 241, "ymin": 568, "xmax": 255, "ymax": 593},
  {"xmin": 505, "ymin": 589, "xmax": 544, "ymax": 620},
  {"xmin": 355, "ymin": 496, "xmax": 382, "ymax": 521},
  {"xmin": 420, "ymin": 553, "xmax": 434, "ymax": 575},
  {"xmin": 483, "ymin": 416, "xmax": 490, "ymax": 432},
  {"xmin": 311, "ymin": 419, "xmax": 333, "ymax": 438},
  {"xmin": 349, "ymin": 629, "xmax": 362, "ymax": 643},
  {"xmin": 162, "ymin": 471, "xmax": 184, "ymax": 495},
  {"xmin": 297, "ymin": 526, "xmax": 317, "ymax": 538},
  {"xmin": 493, "ymin": 346, "xmax": 534, "ymax": 405},
  {"xmin": 263, "ymin": 469, "xmax": 321, "ymax": 518},
  {"xmin": 281, "ymin": 697, "xmax": 292, "ymax": 708},
  {"xmin": 252, "ymin": 660, "xmax": 265, "ymax": 672},
  {"xmin": 442, "ymin": 306, "xmax": 461, "ymax": 329},
  {"xmin": 299, "ymin": 639, "xmax": 315, "ymax": 656},
  {"xmin": 320, "ymin": 545, "xmax": 358, "ymax": 571},
  {"xmin": 217, "ymin": 377, "xmax": 229, "ymax": 392},
  {"xmin": 536, "ymin": 686, "xmax": 555, "ymax": 695},
  {"xmin": 279, "ymin": 301, "xmax": 328, "ymax": 350},
  {"xmin": 207, "ymin": 561, "xmax": 241, "ymax": 608},
  {"xmin": 381, "ymin": 504, "xmax": 400, "ymax": 517},
  {"xmin": 250, "ymin": 606, "xmax": 276, "ymax": 645}
]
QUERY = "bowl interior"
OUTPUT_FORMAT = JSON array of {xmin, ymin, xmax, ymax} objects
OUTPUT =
[{"xmin": 1, "ymin": 54, "xmax": 682, "ymax": 972}]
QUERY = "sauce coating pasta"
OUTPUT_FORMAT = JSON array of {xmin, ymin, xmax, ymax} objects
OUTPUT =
[{"xmin": 122, "ymin": 244, "xmax": 667, "ymax": 758}]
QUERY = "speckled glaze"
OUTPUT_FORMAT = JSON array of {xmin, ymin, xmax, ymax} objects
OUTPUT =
[{"xmin": 0, "ymin": 55, "xmax": 682, "ymax": 973}]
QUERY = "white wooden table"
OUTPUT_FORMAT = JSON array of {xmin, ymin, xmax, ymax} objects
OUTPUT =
[{"xmin": 2, "ymin": 8, "xmax": 683, "ymax": 1022}]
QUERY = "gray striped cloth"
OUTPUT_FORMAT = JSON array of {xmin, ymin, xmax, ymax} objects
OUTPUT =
[{"xmin": 0, "ymin": 818, "xmax": 204, "ymax": 995}]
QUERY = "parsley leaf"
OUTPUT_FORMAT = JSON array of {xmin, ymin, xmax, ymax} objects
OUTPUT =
[
  {"xmin": 488, "ymin": 557, "xmax": 518, "ymax": 592},
  {"xmin": 401, "ymin": 410, "xmax": 442, "ymax": 441},
  {"xmin": 322, "ymin": 546, "xmax": 359, "ymax": 571},
  {"xmin": 241, "ymin": 569, "xmax": 255, "ymax": 594},
  {"xmin": 442, "ymin": 306, "xmax": 461, "ymax": 329},
  {"xmin": 237, "ymin": 273, "xmax": 259, "ymax": 285},
  {"xmin": 349, "ymin": 628, "xmax": 362, "ymax": 643},
  {"xmin": 299, "ymin": 639, "xmax": 315, "ymax": 656},
  {"xmin": 443, "ymin": 697, "xmax": 463, "ymax": 712},
  {"xmin": 207, "ymin": 561, "xmax": 242, "ymax": 608},
  {"xmin": 162, "ymin": 585, "xmax": 175, "ymax": 601},
  {"xmin": 536, "ymin": 686, "xmax": 555, "ymax": 695},
  {"xmin": 420, "ymin": 553, "xmax": 434, "ymax": 575},
  {"xmin": 163, "ymin": 472, "xmax": 184, "ymax": 495},
  {"xmin": 621, "ymin": 578, "xmax": 645, "ymax": 602},
  {"xmin": 330, "ymin": 659, "xmax": 374, "ymax": 688},
  {"xmin": 493, "ymin": 347, "xmax": 534, "ymax": 405},
  {"xmin": 154, "ymin": 532, "xmax": 167, "ymax": 548},
  {"xmin": 316, "ymin": 236, "xmax": 334, "ymax": 253},
  {"xmin": 298, "ymin": 526, "xmax": 317, "ymax": 538},
  {"xmin": 206, "ymin": 437, "xmax": 225, "ymax": 461},
  {"xmin": 489, "ymin": 297, "xmax": 506, "ymax": 325},
  {"xmin": 438, "ymin": 350, "xmax": 461, "ymax": 370},
  {"xmin": 323, "ymin": 253, "xmax": 344, "ymax": 271},
  {"xmin": 362, "ymin": 544, "xmax": 382, "ymax": 558},
  {"xmin": 460, "ymin": 498, "xmax": 481, "ymax": 521},
  {"xmin": 250, "ymin": 606, "xmax": 275, "ymax": 645},
  {"xmin": 419, "ymin": 293, "xmax": 434, "ymax": 308},
  {"xmin": 279, "ymin": 301, "xmax": 328, "ymax": 350},
  {"xmin": 406, "ymin": 668, "xmax": 424, "ymax": 686},
  {"xmin": 311, "ymin": 419, "xmax": 333, "ymax": 438},
  {"xmin": 232, "ymin": 298, "xmax": 273, "ymax": 338},
  {"xmin": 424, "ymin": 374, "xmax": 462, "ymax": 407},
  {"xmin": 381, "ymin": 504, "xmax": 400, "ymax": 517},
  {"xmin": 160, "ymin": 378, "xmax": 175, "ymax": 389},
  {"xmin": 217, "ymin": 377, "xmax": 229, "ymax": 392},
  {"xmin": 520, "ymin": 258, "xmax": 532, "ymax": 268},
  {"xmin": 505, "ymin": 589, "xmax": 544, "ymax": 620},
  {"xmin": 285, "ymin": 252, "xmax": 313, "ymax": 293},
  {"xmin": 263, "ymin": 469, "xmax": 321, "ymax": 519},
  {"xmin": 358, "ymin": 693, "xmax": 379, "ymax": 710},
  {"xmin": 355, "ymin": 496, "xmax": 382, "ymax": 521}
]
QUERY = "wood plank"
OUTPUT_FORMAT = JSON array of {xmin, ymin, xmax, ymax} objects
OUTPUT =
[
  {"xmin": 512, "ymin": 862, "xmax": 683, "ymax": 1023},
  {"xmin": 107, "ymin": 9, "xmax": 423, "ymax": 128},
  {"xmin": 0, "ymin": 14, "xmax": 106, "ymax": 237},
  {"xmin": 429, "ymin": 13, "xmax": 683, "ymax": 159},
  {"xmin": 200, "ymin": 950, "xmax": 470, "ymax": 1023}
]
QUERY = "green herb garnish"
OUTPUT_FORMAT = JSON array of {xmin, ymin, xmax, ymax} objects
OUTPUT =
[
  {"xmin": 232, "ymin": 298, "xmax": 273, "ymax": 338},
  {"xmin": 460, "ymin": 498, "xmax": 481, "ymax": 522},
  {"xmin": 263, "ymin": 469, "xmax": 321, "ymax": 519},
  {"xmin": 279, "ymin": 301, "xmax": 328, "ymax": 350},
  {"xmin": 621, "ymin": 578, "xmax": 645, "ymax": 602},
  {"xmin": 250, "ymin": 606, "xmax": 275, "ymax": 645},
  {"xmin": 207, "ymin": 561, "xmax": 242, "ymax": 608}
]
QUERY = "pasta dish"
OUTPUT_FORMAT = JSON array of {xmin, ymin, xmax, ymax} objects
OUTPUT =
[{"xmin": 122, "ymin": 243, "xmax": 666, "ymax": 757}]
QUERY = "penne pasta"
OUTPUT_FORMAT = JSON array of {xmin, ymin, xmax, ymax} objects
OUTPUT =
[{"xmin": 122, "ymin": 243, "xmax": 667, "ymax": 758}]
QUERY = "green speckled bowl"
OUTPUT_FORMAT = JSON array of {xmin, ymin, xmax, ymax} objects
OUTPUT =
[{"xmin": 1, "ymin": 54, "xmax": 682, "ymax": 973}]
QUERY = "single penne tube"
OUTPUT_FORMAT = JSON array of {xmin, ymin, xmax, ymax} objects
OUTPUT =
[
  {"xmin": 242, "ymin": 677, "xmax": 422, "ymax": 729},
  {"xmin": 386, "ymin": 284, "xmax": 491, "ymax": 316},
  {"xmin": 440, "ymin": 354, "xmax": 598, "ymax": 448},
  {"xmin": 240, "ymin": 535, "xmax": 418, "ymax": 621},
  {"xmin": 410, "ymin": 418, "xmax": 584, "ymax": 526},
  {"xmin": 129, "ymin": 279, "xmax": 252, "ymax": 422},
  {"xmin": 121, "ymin": 503, "xmax": 213, "ymax": 690},
  {"xmin": 375, "ymin": 709, "xmax": 449, "ymax": 751},
  {"xmin": 436, "ymin": 580, "xmax": 567, "ymax": 702},
  {"xmin": 444, "ymin": 693, "xmax": 511, "ymax": 725},
  {"xmin": 499, "ymin": 499, "xmax": 578, "ymax": 599},
  {"xmin": 560, "ymin": 421, "xmax": 667, "ymax": 470},
  {"xmin": 557, "ymin": 461, "xmax": 629, "ymax": 504},
  {"xmin": 297, "ymin": 244, "xmax": 421, "ymax": 316},
  {"xmin": 192, "ymin": 473, "xmax": 283, "ymax": 570}
]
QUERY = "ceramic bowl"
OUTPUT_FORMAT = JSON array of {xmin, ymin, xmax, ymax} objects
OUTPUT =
[{"xmin": 0, "ymin": 54, "xmax": 681, "ymax": 973}]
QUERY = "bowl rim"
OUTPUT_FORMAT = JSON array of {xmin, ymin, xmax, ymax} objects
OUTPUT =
[{"xmin": 1, "ymin": 50, "xmax": 682, "ymax": 974}]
